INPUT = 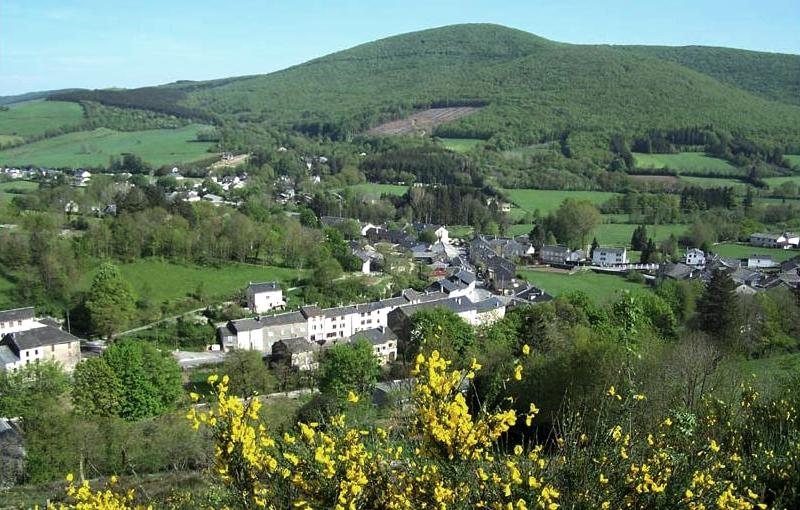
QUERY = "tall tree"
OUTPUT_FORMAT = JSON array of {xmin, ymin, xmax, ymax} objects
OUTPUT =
[
  {"xmin": 697, "ymin": 270, "xmax": 740, "ymax": 345},
  {"xmin": 71, "ymin": 356, "xmax": 123, "ymax": 417},
  {"xmin": 222, "ymin": 350, "xmax": 277, "ymax": 397},
  {"xmin": 85, "ymin": 262, "xmax": 136, "ymax": 338}
]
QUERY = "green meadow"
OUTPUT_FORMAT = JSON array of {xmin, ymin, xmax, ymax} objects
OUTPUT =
[
  {"xmin": 0, "ymin": 124, "xmax": 216, "ymax": 168},
  {"xmin": 503, "ymin": 189, "xmax": 619, "ymax": 216},
  {"xmin": 679, "ymin": 176, "xmax": 746, "ymax": 189},
  {"xmin": 633, "ymin": 152, "xmax": 738, "ymax": 173},
  {"xmin": 0, "ymin": 100, "xmax": 85, "ymax": 139},
  {"xmin": 0, "ymin": 135, "xmax": 24, "ymax": 149},
  {"xmin": 0, "ymin": 180, "xmax": 39, "ymax": 204},
  {"xmin": 764, "ymin": 175, "xmax": 800, "ymax": 188},
  {"xmin": 439, "ymin": 138, "xmax": 485, "ymax": 153},
  {"xmin": 80, "ymin": 259, "xmax": 307, "ymax": 305},
  {"xmin": 507, "ymin": 222, "xmax": 687, "ymax": 246},
  {"xmin": 785, "ymin": 155, "xmax": 800, "ymax": 168},
  {"xmin": 518, "ymin": 269, "xmax": 645, "ymax": 303},
  {"xmin": 709, "ymin": 243, "xmax": 797, "ymax": 262},
  {"xmin": 347, "ymin": 183, "xmax": 409, "ymax": 196}
]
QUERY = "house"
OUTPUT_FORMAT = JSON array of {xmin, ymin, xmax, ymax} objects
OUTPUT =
[
  {"xmin": 731, "ymin": 268, "xmax": 762, "ymax": 287},
  {"xmin": 685, "ymin": 248, "xmax": 706, "ymax": 267},
  {"xmin": 355, "ymin": 250, "xmax": 373, "ymax": 274},
  {"xmin": 661, "ymin": 263, "xmax": 697, "ymax": 281},
  {"xmin": 750, "ymin": 232, "xmax": 799, "ymax": 249},
  {"xmin": 510, "ymin": 284, "xmax": 554, "ymax": 306},
  {"xmin": 413, "ymin": 223, "xmax": 449, "ymax": 243},
  {"xmin": 0, "ymin": 325, "xmax": 82, "ymax": 373},
  {"xmin": 352, "ymin": 327, "xmax": 398, "ymax": 365},
  {"xmin": 592, "ymin": 247, "xmax": 629, "ymax": 266},
  {"xmin": 539, "ymin": 245, "xmax": 584, "ymax": 265},
  {"xmin": 246, "ymin": 282, "xmax": 285, "ymax": 314},
  {"xmin": 485, "ymin": 257, "xmax": 517, "ymax": 293},
  {"xmin": 747, "ymin": 254, "xmax": 779, "ymax": 269},
  {"xmin": 0, "ymin": 307, "xmax": 39, "ymax": 336},
  {"xmin": 271, "ymin": 338, "xmax": 320, "ymax": 371}
]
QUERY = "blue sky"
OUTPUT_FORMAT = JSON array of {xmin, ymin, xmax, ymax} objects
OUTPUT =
[{"xmin": 1, "ymin": 0, "xmax": 798, "ymax": 95}]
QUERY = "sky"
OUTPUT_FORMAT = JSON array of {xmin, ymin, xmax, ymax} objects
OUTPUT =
[{"xmin": 1, "ymin": 0, "xmax": 798, "ymax": 96}]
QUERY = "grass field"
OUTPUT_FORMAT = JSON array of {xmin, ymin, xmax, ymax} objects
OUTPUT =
[
  {"xmin": 633, "ymin": 152, "xmax": 738, "ymax": 174},
  {"xmin": 503, "ymin": 189, "xmax": 619, "ymax": 215},
  {"xmin": 592, "ymin": 223, "xmax": 687, "ymax": 246},
  {"xmin": 0, "ymin": 179, "xmax": 38, "ymax": 203},
  {"xmin": 764, "ymin": 176, "xmax": 800, "ymax": 188},
  {"xmin": 80, "ymin": 259, "xmax": 307, "ymax": 305},
  {"xmin": 439, "ymin": 138, "xmax": 485, "ymax": 153},
  {"xmin": 518, "ymin": 269, "xmax": 645, "ymax": 303},
  {"xmin": 710, "ymin": 243, "xmax": 797, "ymax": 262},
  {"xmin": 785, "ymin": 155, "xmax": 800, "ymax": 168},
  {"xmin": 0, "ymin": 124, "xmax": 216, "ymax": 168},
  {"xmin": 0, "ymin": 134, "xmax": 24, "ymax": 148},
  {"xmin": 0, "ymin": 100, "xmax": 85, "ymax": 139},
  {"xmin": 347, "ymin": 183, "xmax": 409, "ymax": 196}
]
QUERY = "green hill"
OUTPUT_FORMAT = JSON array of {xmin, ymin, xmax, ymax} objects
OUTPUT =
[{"xmin": 37, "ymin": 24, "xmax": 800, "ymax": 151}]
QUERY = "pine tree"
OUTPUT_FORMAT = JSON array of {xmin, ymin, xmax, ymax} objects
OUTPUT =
[
  {"xmin": 590, "ymin": 237, "xmax": 599, "ymax": 258},
  {"xmin": 85, "ymin": 262, "xmax": 136, "ymax": 338},
  {"xmin": 630, "ymin": 225, "xmax": 648, "ymax": 251},
  {"xmin": 698, "ymin": 269, "xmax": 740, "ymax": 345}
]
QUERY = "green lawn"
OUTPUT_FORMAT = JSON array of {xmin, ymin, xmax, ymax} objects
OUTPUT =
[
  {"xmin": 81, "ymin": 259, "xmax": 307, "ymax": 305},
  {"xmin": 447, "ymin": 225, "xmax": 474, "ymax": 238},
  {"xmin": 518, "ymin": 269, "xmax": 645, "ymax": 303},
  {"xmin": 0, "ymin": 134, "xmax": 24, "ymax": 148},
  {"xmin": 0, "ymin": 100, "xmax": 85, "ymax": 139},
  {"xmin": 591, "ymin": 223, "xmax": 687, "ymax": 246},
  {"xmin": 764, "ymin": 176, "xmax": 800, "ymax": 188},
  {"xmin": 785, "ymin": 155, "xmax": 800, "ymax": 168},
  {"xmin": 679, "ymin": 176, "xmax": 746, "ymax": 189},
  {"xmin": 503, "ymin": 189, "xmax": 619, "ymax": 215},
  {"xmin": 0, "ymin": 124, "xmax": 216, "ymax": 168},
  {"xmin": 347, "ymin": 183, "xmax": 409, "ymax": 196},
  {"xmin": 633, "ymin": 152, "xmax": 738, "ymax": 174},
  {"xmin": 439, "ymin": 138, "xmax": 485, "ymax": 153},
  {"xmin": 0, "ymin": 179, "xmax": 39, "ymax": 203},
  {"xmin": 709, "ymin": 243, "xmax": 797, "ymax": 262}
]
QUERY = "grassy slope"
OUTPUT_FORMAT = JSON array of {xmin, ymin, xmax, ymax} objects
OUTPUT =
[
  {"xmin": 632, "ymin": 152, "xmax": 738, "ymax": 173},
  {"xmin": 347, "ymin": 183, "xmax": 409, "ymax": 196},
  {"xmin": 504, "ymin": 189, "xmax": 619, "ymax": 215},
  {"xmin": 785, "ymin": 155, "xmax": 800, "ymax": 168},
  {"xmin": 518, "ymin": 269, "xmax": 644, "ymax": 303},
  {"xmin": 80, "ymin": 259, "xmax": 306, "ymax": 305},
  {"xmin": 174, "ymin": 24, "xmax": 800, "ymax": 146},
  {"xmin": 764, "ymin": 175, "xmax": 800, "ymax": 187},
  {"xmin": 439, "ymin": 138, "xmax": 485, "ymax": 153},
  {"xmin": 710, "ymin": 243, "xmax": 797, "ymax": 262},
  {"xmin": 0, "ymin": 180, "xmax": 39, "ymax": 203},
  {"xmin": 679, "ymin": 176, "xmax": 747, "ymax": 189},
  {"xmin": 0, "ymin": 100, "xmax": 85, "ymax": 139},
  {"xmin": 0, "ymin": 124, "xmax": 215, "ymax": 168},
  {"xmin": 507, "ymin": 222, "xmax": 687, "ymax": 245}
]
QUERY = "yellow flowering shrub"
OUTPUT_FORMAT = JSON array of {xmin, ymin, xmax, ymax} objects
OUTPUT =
[{"xmin": 43, "ymin": 474, "xmax": 151, "ymax": 510}]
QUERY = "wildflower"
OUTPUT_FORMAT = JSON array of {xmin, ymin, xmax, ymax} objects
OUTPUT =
[
  {"xmin": 522, "ymin": 344, "xmax": 530, "ymax": 355},
  {"xmin": 514, "ymin": 364, "xmax": 523, "ymax": 381},
  {"xmin": 347, "ymin": 391, "xmax": 360, "ymax": 403}
]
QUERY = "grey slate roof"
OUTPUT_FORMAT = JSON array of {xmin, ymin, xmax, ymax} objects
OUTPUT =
[
  {"xmin": 352, "ymin": 327, "xmax": 397, "ymax": 346},
  {"xmin": 275, "ymin": 337, "xmax": 319, "ymax": 354},
  {"xmin": 3, "ymin": 325, "xmax": 79, "ymax": 350},
  {"xmin": 0, "ymin": 307, "xmax": 35, "ymax": 323},
  {"xmin": 248, "ymin": 282, "xmax": 281, "ymax": 293},
  {"xmin": 451, "ymin": 269, "xmax": 476, "ymax": 285},
  {"xmin": 0, "ymin": 345, "xmax": 18, "ymax": 365}
]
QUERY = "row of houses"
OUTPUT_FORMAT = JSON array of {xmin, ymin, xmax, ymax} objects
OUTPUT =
[
  {"xmin": 0, "ymin": 307, "xmax": 82, "ymax": 373},
  {"xmin": 219, "ymin": 286, "xmax": 506, "ymax": 370},
  {"xmin": 750, "ymin": 232, "xmax": 799, "ymax": 250}
]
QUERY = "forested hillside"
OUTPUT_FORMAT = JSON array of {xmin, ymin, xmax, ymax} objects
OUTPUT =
[{"xmin": 45, "ymin": 23, "xmax": 800, "ymax": 152}]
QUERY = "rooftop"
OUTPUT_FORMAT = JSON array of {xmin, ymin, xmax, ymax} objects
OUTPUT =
[
  {"xmin": 0, "ymin": 307, "xmax": 35, "ymax": 324},
  {"xmin": 2, "ymin": 325, "xmax": 79, "ymax": 351},
  {"xmin": 248, "ymin": 281, "xmax": 281, "ymax": 293}
]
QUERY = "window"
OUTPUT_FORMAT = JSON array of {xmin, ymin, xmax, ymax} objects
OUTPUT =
[{"xmin": 35, "ymin": 349, "xmax": 39, "ymax": 355}]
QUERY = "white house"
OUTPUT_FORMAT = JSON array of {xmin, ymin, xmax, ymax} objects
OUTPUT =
[
  {"xmin": 747, "ymin": 255, "xmax": 779, "ymax": 269},
  {"xmin": 0, "ymin": 307, "xmax": 82, "ymax": 373},
  {"xmin": 592, "ymin": 247, "xmax": 629, "ymax": 266},
  {"xmin": 246, "ymin": 282, "xmax": 285, "ymax": 314},
  {"xmin": 434, "ymin": 226, "xmax": 449, "ymax": 244},
  {"xmin": 685, "ymin": 248, "xmax": 706, "ymax": 267},
  {"xmin": 750, "ymin": 232, "xmax": 799, "ymax": 249}
]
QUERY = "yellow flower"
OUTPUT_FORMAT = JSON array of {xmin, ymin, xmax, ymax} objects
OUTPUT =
[
  {"xmin": 471, "ymin": 358, "xmax": 482, "ymax": 370},
  {"xmin": 347, "ymin": 391, "xmax": 360, "ymax": 403},
  {"xmin": 522, "ymin": 344, "xmax": 530, "ymax": 356},
  {"xmin": 66, "ymin": 473, "xmax": 74, "ymax": 483},
  {"xmin": 709, "ymin": 439, "xmax": 720, "ymax": 452},
  {"xmin": 514, "ymin": 365, "xmax": 523, "ymax": 381},
  {"xmin": 599, "ymin": 473, "xmax": 609, "ymax": 484}
]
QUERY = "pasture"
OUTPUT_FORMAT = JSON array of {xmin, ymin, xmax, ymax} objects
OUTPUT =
[
  {"xmin": 439, "ymin": 138, "xmax": 485, "ymax": 153},
  {"xmin": 348, "ymin": 183, "xmax": 409, "ymax": 197},
  {"xmin": 633, "ymin": 152, "xmax": 738, "ymax": 174},
  {"xmin": 0, "ymin": 135, "xmax": 24, "ymax": 149},
  {"xmin": 679, "ymin": 176, "xmax": 746, "ymax": 189},
  {"xmin": 764, "ymin": 176, "xmax": 800, "ymax": 188},
  {"xmin": 785, "ymin": 155, "xmax": 800, "ymax": 168},
  {"xmin": 517, "ymin": 269, "xmax": 645, "ymax": 303},
  {"xmin": 0, "ymin": 180, "xmax": 39, "ymax": 203},
  {"xmin": 0, "ymin": 124, "xmax": 216, "ymax": 168},
  {"xmin": 709, "ymin": 243, "xmax": 797, "ymax": 262},
  {"xmin": 80, "ymin": 259, "xmax": 307, "ymax": 305},
  {"xmin": 503, "ymin": 189, "xmax": 619, "ymax": 215},
  {"xmin": 0, "ymin": 100, "xmax": 85, "ymax": 139},
  {"xmin": 592, "ymin": 223, "xmax": 687, "ymax": 246}
]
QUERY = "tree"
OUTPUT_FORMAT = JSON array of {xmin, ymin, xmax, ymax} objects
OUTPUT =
[
  {"xmin": 312, "ymin": 258, "xmax": 344, "ymax": 287},
  {"xmin": 630, "ymin": 225, "xmax": 648, "ymax": 251},
  {"xmin": 408, "ymin": 308, "xmax": 476, "ymax": 363},
  {"xmin": 85, "ymin": 262, "xmax": 136, "ymax": 338},
  {"xmin": 697, "ymin": 269, "xmax": 740, "ymax": 345},
  {"xmin": 318, "ymin": 339, "xmax": 380, "ymax": 398},
  {"xmin": 590, "ymin": 237, "xmax": 599, "ymax": 258},
  {"xmin": 0, "ymin": 361, "xmax": 68, "ymax": 417},
  {"xmin": 528, "ymin": 223, "xmax": 546, "ymax": 249},
  {"xmin": 222, "ymin": 350, "xmax": 276, "ymax": 397},
  {"xmin": 549, "ymin": 199, "xmax": 601, "ymax": 248},
  {"xmin": 103, "ymin": 340, "xmax": 182, "ymax": 420},
  {"xmin": 71, "ymin": 357, "xmax": 123, "ymax": 417},
  {"xmin": 640, "ymin": 238, "xmax": 657, "ymax": 264}
]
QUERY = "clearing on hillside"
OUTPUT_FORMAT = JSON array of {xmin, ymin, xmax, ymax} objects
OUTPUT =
[
  {"xmin": 633, "ymin": 152, "xmax": 739, "ymax": 175},
  {"xmin": 504, "ymin": 189, "xmax": 619, "ymax": 216},
  {"xmin": 367, "ymin": 107, "xmax": 481, "ymax": 135},
  {"xmin": 0, "ymin": 124, "xmax": 216, "ymax": 168},
  {"xmin": 0, "ymin": 100, "xmax": 85, "ymax": 139}
]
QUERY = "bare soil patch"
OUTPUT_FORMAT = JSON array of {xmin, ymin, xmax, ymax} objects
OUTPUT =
[{"xmin": 367, "ymin": 107, "xmax": 482, "ymax": 135}]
